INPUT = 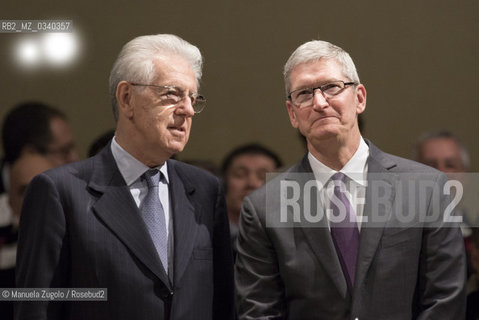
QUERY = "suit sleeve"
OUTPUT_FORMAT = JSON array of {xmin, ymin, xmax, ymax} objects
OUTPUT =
[
  {"xmin": 213, "ymin": 180, "xmax": 235, "ymax": 320},
  {"xmin": 235, "ymin": 195, "xmax": 285, "ymax": 319},
  {"xmin": 15, "ymin": 173, "xmax": 69, "ymax": 320},
  {"xmin": 415, "ymin": 173, "xmax": 466, "ymax": 319}
]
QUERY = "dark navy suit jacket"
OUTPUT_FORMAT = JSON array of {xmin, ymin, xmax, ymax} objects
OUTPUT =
[{"xmin": 15, "ymin": 145, "xmax": 234, "ymax": 320}]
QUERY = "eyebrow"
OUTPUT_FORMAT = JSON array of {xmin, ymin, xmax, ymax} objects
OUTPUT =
[{"xmin": 291, "ymin": 79, "xmax": 343, "ymax": 91}]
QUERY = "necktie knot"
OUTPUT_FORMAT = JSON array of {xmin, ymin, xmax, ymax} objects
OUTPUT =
[
  {"xmin": 331, "ymin": 172, "xmax": 346, "ymax": 183},
  {"xmin": 143, "ymin": 169, "xmax": 160, "ymax": 189},
  {"xmin": 331, "ymin": 172, "xmax": 347, "ymax": 190}
]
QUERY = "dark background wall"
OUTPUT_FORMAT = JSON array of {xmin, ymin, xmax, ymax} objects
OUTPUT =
[{"xmin": 1, "ymin": 0, "xmax": 477, "ymax": 169}]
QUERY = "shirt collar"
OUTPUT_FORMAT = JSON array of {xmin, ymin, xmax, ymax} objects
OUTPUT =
[
  {"xmin": 308, "ymin": 137, "xmax": 369, "ymax": 188},
  {"xmin": 111, "ymin": 137, "xmax": 169, "ymax": 186}
]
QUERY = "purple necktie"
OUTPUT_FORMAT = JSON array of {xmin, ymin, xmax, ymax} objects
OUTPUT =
[
  {"xmin": 329, "ymin": 172, "xmax": 359, "ymax": 289},
  {"xmin": 141, "ymin": 169, "xmax": 168, "ymax": 274}
]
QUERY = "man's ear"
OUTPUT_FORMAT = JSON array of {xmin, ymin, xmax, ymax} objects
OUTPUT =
[
  {"xmin": 116, "ymin": 81, "xmax": 134, "ymax": 119},
  {"xmin": 286, "ymin": 100, "xmax": 299, "ymax": 129},
  {"xmin": 355, "ymin": 84, "xmax": 367, "ymax": 115}
]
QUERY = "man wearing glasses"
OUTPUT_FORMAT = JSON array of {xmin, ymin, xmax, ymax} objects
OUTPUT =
[
  {"xmin": 16, "ymin": 34, "xmax": 234, "ymax": 320},
  {"xmin": 235, "ymin": 40, "xmax": 465, "ymax": 319}
]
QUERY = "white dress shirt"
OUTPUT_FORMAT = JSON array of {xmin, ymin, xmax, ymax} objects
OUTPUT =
[
  {"xmin": 308, "ymin": 137, "xmax": 369, "ymax": 230},
  {"xmin": 111, "ymin": 137, "xmax": 170, "ymax": 238}
]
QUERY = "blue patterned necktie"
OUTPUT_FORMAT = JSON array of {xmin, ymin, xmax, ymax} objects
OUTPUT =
[
  {"xmin": 141, "ymin": 169, "xmax": 168, "ymax": 274},
  {"xmin": 329, "ymin": 172, "xmax": 359, "ymax": 288}
]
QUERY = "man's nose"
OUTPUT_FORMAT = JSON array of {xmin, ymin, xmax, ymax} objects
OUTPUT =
[
  {"xmin": 175, "ymin": 96, "xmax": 195, "ymax": 117},
  {"xmin": 312, "ymin": 89, "xmax": 329, "ymax": 110},
  {"xmin": 246, "ymin": 174, "xmax": 263, "ymax": 189}
]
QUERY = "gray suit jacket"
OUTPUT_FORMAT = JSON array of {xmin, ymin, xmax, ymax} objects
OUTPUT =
[
  {"xmin": 15, "ymin": 145, "xmax": 235, "ymax": 320},
  {"xmin": 235, "ymin": 140, "xmax": 466, "ymax": 320}
]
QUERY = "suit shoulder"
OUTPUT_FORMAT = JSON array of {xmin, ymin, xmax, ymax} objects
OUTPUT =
[
  {"xmin": 246, "ymin": 163, "xmax": 301, "ymax": 205},
  {"xmin": 379, "ymin": 151, "xmax": 442, "ymax": 174},
  {"xmin": 368, "ymin": 141, "xmax": 442, "ymax": 175},
  {"xmin": 41, "ymin": 157, "xmax": 95, "ymax": 183},
  {"xmin": 169, "ymin": 159, "xmax": 220, "ymax": 186}
]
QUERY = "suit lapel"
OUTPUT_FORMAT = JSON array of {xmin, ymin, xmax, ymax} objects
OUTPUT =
[
  {"xmin": 300, "ymin": 226, "xmax": 349, "ymax": 298},
  {"xmin": 352, "ymin": 141, "xmax": 398, "ymax": 296},
  {"xmin": 89, "ymin": 147, "xmax": 171, "ymax": 288},
  {"xmin": 168, "ymin": 161, "xmax": 199, "ymax": 286},
  {"xmin": 294, "ymin": 156, "xmax": 349, "ymax": 298},
  {"xmin": 297, "ymin": 141, "xmax": 400, "ymax": 299}
]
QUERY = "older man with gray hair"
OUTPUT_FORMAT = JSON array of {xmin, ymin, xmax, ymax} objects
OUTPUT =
[
  {"xmin": 415, "ymin": 130, "xmax": 470, "ymax": 173},
  {"xmin": 235, "ymin": 39, "xmax": 466, "ymax": 319},
  {"xmin": 16, "ymin": 34, "xmax": 234, "ymax": 320}
]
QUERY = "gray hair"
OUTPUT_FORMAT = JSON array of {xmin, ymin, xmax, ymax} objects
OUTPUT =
[
  {"xmin": 414, "ymin": 130, "xmax": 471, "ymax": 169},
  {"xmin": 283, "ymin": 40, "xmax": 360, "ymax": 95},
  {"xmin": 109, "ymin": 34, "xmax": 203, "ymax": 121}
]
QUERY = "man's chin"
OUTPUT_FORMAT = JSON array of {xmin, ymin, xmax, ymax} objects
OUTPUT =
[
  {"xmin": 166, "ymin": 141, "xmax": 187, "ymax": 156},
  {"xmin": 308, "ymin": 127, "xmax": 341, "ymax": 141}
]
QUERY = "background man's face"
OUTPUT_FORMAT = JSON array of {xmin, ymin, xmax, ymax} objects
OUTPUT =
[
  {"xmin": 128, "ymin": 55, "xmax": 196, "ymax": 159},
  {"xmin": 286, "ymin": 58, "xmax": 366, "ymax": 145},
  {"xmin": 225, "ymin": 154, "xmax": 277, "ymax": 215},
  {"xmin": 47, "ymin": 117, "xmax": 78, "ymax": 165},
  {"xmin": 418, "ymin": 137, "xmax": 465, "ymax": 172}
]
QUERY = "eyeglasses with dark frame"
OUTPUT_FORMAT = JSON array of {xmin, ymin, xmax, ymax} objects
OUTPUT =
[
  {"xmin": 129, "ymin": 83, "xmax": 206, "ymax": 114},
  {"xmin": 288, "ymin": 80, "xmax": 357, "ymax": 108}
]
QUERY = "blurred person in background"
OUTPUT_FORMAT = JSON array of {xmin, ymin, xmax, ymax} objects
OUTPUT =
[
  {"xmin": 415, "ymin": 131, "xmax": 473, "ymax": 244},
  {"xmin": 8, "ymin": 153, "xmax": 55, "ymax": 222},
  {"xmin": 1, "ymin": 153, "xmax": 55, "ymax": 285},
  {"xmin": 415, "ymin": 130, "xmax": 469, "ymax": 173},
  {"xmin": 221, "ymin": 143, "xmax": 282, "ymax": 256},
  {"xmin": 0, "ymin": 101, "xmax": 77, "ymax": 319},
  {"xmin": 1, "ymin": 101, "xmax": 78, "ymax": 169}
]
